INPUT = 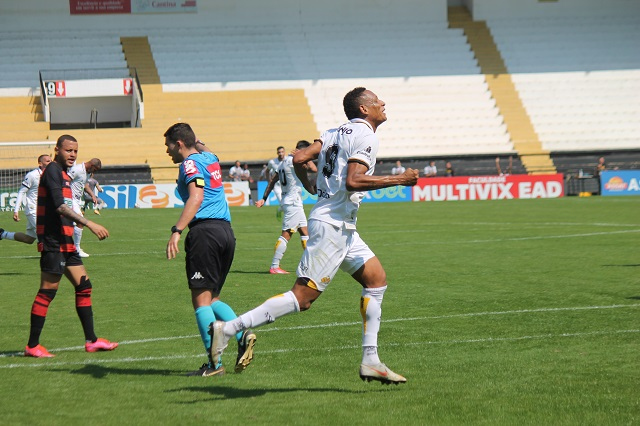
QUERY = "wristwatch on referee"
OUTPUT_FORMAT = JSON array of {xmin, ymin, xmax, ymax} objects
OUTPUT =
[{"xmin": 171, "ymin": 225, "xmax": 183, "ymax": 235}]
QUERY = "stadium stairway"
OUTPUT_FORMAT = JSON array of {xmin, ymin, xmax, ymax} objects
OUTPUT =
[
  {"xmin": 449, "ymin": 7, "xmax": 557, "ymax": 175},
  {"xmin": 120, "ymin": 37, "xmax": 161, "ymax": 85}
]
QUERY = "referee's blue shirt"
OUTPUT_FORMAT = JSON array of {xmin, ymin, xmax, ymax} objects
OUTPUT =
[{"xmin": 177, "ymin": 151, "xmax": 231, "ymax": 223}]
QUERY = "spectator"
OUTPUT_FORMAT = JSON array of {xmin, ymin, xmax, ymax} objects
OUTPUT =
[
  {"xmin": 391, "ymin": 160, "xmax": 405, "ymax": 175},
  {"xmin": 444, "ymin": 161, "xmax": 455, "ymax": 177},
  {"xmin": 496, "ymin": 156, "xmax": 512, "ymax": 176},
  {"xmin": 424, "ymin": 160, "xmax": 437, "ymax": 177},
  {"xmin": 228, "ymin": 160, "xmax": 243, "ymax": 182},
  {"xmin": 259, "ymin": 164, "xmax": 269, "ymax": 181},
  {"xmin": 242, "ymin": 163, "xmax": 254, "ymax": 183},
  {"xmin": 594, "ymin": 156, "xmax": 607, "ymax": 178}
]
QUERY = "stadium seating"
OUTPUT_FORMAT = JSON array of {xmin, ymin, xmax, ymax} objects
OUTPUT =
[
  {"xmin": 1, "ymin": 11, "xmax": 638, "ymax": 179},
  {"xmin": 488, "ymin": 17, "xmax": 640, "ymax": 152},
  {"xmin": 0, "ymin": 30, "xmax": 127, "ymax": 89}
]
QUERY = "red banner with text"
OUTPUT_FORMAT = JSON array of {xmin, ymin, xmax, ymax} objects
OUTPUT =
[
  {"xmin": 413, "ymin": 174, "xmax": 564, "ymax": 202},
  {"xmin": 69, "ymin": 0, "xmax": 130, "ymax": 14},
  {"xmin": 69, "ymin": 0, "xmax": 197, "ymax": 14}
]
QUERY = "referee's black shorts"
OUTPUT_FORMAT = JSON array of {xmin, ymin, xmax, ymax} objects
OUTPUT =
[{"xmin": 184, "ymin": 219, "xmax": 236, "ymax": 295}]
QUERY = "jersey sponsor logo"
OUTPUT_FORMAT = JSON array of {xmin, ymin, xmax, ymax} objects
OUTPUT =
[
  {"xmin": 207, "ymin": 162, "xmax": 223, "ymax": 189},
  {"xmin": 356, "ymin": 147, "xmax": 372, "ymax": 161},
  {"xmin": 183, "ymin": 159, "xmax": 199, "ymax": 177},
  {"xmin": 338, "ymin": 125, "xmax": 353, "ymax": 135},
  {"xmin": 317, "ymin": 189, "xmax": 331, "ymax": 199}
]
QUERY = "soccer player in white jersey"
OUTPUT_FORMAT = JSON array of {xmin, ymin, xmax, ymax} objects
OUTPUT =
[
  {"xmin": 211, "ymin": 87, "xmax": 419, "ymax": 384},
  {"xmin": 255, "ymin": 140, "xmax": 317, "ymax": 274},
  {"xmin": 267, "ymin": 146, "xmax": 286, "ymax": 216},
  {"xmin": 1, "ymin": 154, "xmax": 51, "ymax": 244},
  {"xmin": 68, "ymin": 158, "xmax": 102, "ymax": 257}
]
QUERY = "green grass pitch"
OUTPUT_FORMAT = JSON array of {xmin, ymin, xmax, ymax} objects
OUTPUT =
[{"xmin": 1, "ymin": 196, "xmax": 638, "ymax": 425}]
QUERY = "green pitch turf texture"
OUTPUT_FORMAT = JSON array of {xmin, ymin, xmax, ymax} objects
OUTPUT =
[{"xmin": 1, "ymin": 196, "xmax": 638, "ymax": 425}]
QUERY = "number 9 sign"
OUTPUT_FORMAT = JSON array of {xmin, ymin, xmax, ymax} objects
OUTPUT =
[{"xmin": 44, "ymin": 81, "xmax": 65, "ymax": 97}]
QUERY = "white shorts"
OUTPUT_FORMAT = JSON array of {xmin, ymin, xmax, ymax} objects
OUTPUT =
[
  {"xmin": 25, "ymin": 212, "xmax": 37, "ymax": 239},
  {"xmin": 281, "ymin": 203, "xmax": 307, "ymax": 233},
  {"xmin": 72, "ymin": 200, "xmax": 83, "ymax": 214},
  {"xmin": 72, "ymin": 200, "xmax": 84, "ymax": 226},
  {"xmin": 296, "ymin": 219, "xmax": 375, "ymax": 292}
]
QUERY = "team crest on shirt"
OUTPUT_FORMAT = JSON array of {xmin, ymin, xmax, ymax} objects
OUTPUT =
[{"xmin": 183, "ymin": 159, "xmax": 199, "ymax": 177}]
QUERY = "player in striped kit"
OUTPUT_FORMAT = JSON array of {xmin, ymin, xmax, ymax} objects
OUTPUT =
[{"xmin": 24, "ymin": 134, "xmax": 117, "ymax": 358}]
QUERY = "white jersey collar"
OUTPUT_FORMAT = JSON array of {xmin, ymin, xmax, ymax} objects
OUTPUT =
[{"xmin": 349, "ymin": 118, "xmax": 374, "ymax": 132}]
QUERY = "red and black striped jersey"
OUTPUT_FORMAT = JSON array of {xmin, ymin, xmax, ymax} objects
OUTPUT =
[{"xmin": 37, "ymin": 161, "xmax": 76, "ymax": 252}]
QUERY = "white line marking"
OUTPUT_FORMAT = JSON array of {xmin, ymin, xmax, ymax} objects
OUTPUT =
[
  {"xmin": 380, "ymin": 229, "xmax": 640, "ymax": 245},
  {"xmin": 2, "ymin": 228, "xmax": 638, "ymax": 259},
  {"xmin": 1, "ymin": 303, "xmax": 638, "ymax": 362},
  {"xmin": 2, "ymin": 329, "xmax": 637, "ymax": 369}
]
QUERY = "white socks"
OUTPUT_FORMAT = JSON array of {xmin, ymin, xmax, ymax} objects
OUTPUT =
[
  {"xmin": 300, "ymin": 235, "xmax": 309, "ymax": 250},
  {"xmin": 73, "ymin": 226, "xmax": 83, "ymax": 250},
  {"xmin": 360, "ymin": 286, "xmax": 387, "ymax": 365},
  {"xmin": 223, "ymin": 290, "xmax": 300, "ymax": 336},
  {"xmin": 271, "ymin": 236, "xmax": 288, "ymax": 268}
]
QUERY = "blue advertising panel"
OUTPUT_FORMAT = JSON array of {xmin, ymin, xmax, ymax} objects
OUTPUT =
[
  {"xmin": 600, "ymin": 170, "xmax": 640, "ymax": 196},
  {"xmin": 257, "ymin": 181, "xmax": 411, "ymax": 205}
]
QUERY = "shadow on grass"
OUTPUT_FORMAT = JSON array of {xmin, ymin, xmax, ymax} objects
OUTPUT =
[
  {"xmin": 230, "ymin": 270, "xmax": 274, "ymax": 275},
  {"xmin": 51, "ymin": 364, "xmax": 186, "ymax": 378},
  {"xmin": 0, "ymin": 350, "xmax": 25, "ymax": 357},
  {"xmin": 168, "ymin": 384, "xmax": 389, "ymax": 401}
]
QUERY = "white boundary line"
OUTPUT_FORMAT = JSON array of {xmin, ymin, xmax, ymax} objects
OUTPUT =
[
  {"xmin": 1, "ymin": 228, "xmax": 639, "ymax": 259},
  {"xmin": 2, "ymin": 329, "xmax": 638, "ymax": 370},
  {"xmin": 1, "ymin": 303, "xmax": 638, "ymax": 367}
]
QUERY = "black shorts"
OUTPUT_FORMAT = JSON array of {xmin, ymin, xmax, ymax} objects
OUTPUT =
[
  {"xmin": 40, "ymin": 251, "xmax": 83, "ymax": 275},
  {"xmin": 184, "ymin": 219, "xmax": 236, "ymax": 294}
]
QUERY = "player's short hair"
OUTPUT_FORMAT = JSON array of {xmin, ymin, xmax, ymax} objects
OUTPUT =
[
  {"xmin": 56, "ymin": 134, "xmax": 77, "ymax": 147},
  {"xmin": 164, "ymin": 123, "xmax": 196, "ymax": 148},
  {"xmin": 89, "ymin": 158, "xmax": 102, "ymax": 171},
  {"xmin": 343, "ymin": 87, "xmax": 368, "ymax": 120},
  {"xmin": 296, "ymin": 140, "xmax": 310, "ymax": 150},
  {"xmin": 37, "ymin": 154, "xmax": 50, "ymax": 163},
  {"xmin": 277, "ymin": 146, "xmax": 285, "ymax": 151}
]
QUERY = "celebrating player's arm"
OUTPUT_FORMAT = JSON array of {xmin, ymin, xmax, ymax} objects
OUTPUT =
[
  {"xmin": 346, "ymin": 162, "xmax": 418, "ymax": 192},
  {"xmin": 166, "ymin": 180, "xmax": 203, "ymax": 259},
  {"xmin": 293, "ymin": 139, "xmax": 323, "ymax": 195},
  {"xmin": 56, "ymin": 203, "xmax": 109, "ymax": 240}
]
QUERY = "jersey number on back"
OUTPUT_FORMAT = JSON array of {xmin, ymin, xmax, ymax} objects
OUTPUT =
[{"xmin": 322, "ymin": 144, "xmax": 339, "ymax": 178}]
